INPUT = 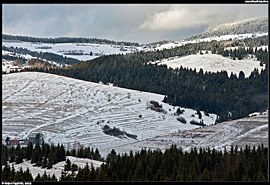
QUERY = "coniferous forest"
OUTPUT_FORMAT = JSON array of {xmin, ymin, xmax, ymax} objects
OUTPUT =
[
  {"xmin": 2, "ymin": 142, "xmax": 268, "ymax": 181},
  {"xmin": 2, "ymin": 34, "xmax": 140, "ymax": 46}
]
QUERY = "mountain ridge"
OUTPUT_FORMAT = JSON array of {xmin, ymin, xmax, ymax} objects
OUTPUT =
[{"xmin": 187, "ymin": 16, "xmax": 268, "ymax": 40}]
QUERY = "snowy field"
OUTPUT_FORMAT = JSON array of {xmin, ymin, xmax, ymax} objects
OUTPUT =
[
  {"xmin": 2, "ymin": 40, "xmax": 138, "ymax": 61},
  {"xmin": 2, "ymin": 112, "xmax": 268, "ymax": 181},
  {"xmin": 2, "ymin": 112, "xmax": 267, "ymax": 181},
  {"xmin": 150, "ymin": 51, "xmax": 266, "ymax": 78},
  {"xmin": 123, "ymin": 111, "xmax": 268, "ymax": 154},
  {"xmin": 2, "ymin": 72, "xmax": 217, "ymax": 157},
  {"xmin": 2, "ymin": 72, "xmax": 268, "ymax": 169}
]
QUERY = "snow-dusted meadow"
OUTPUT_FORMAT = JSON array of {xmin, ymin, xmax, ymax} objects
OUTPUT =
[
  {"xmin": 2, "ymin": 40, "xmax": 138, "ymax": 61},
  {"xmin": 130, "ymin": 111, "xmax": 268, "ymax": 153},
  {"xmin": 2, "ymin": 72, "xmax": 217, "ymax": 157},
  {"xmin": 150, "ymin": 51, "xmax": 266, "ymax": 78},
  {"xmin": 3, "ymin": 72, "xmax": 267, "ymax": 158},
  {"xmin": 2, "ymin": 112, "xmax": 267, "ymax": 181}
]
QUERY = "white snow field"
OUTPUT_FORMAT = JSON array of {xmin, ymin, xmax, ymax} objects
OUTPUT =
[
  {"xmin": 150, "ymin": 51, "xmax": 266, "ymax": 78},
  {"xmin": 2, "ymin": 40, "xmax": 138, "ymax": 61},
  {"xmin": 2, "ymin": 72, "xmax": 217, "ymax": 157},
  {"xmin": 126, "ymin": 111, "xmax": 268, "ymax": 153}
]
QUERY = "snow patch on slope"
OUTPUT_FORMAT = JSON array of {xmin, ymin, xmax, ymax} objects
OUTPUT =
[{"xmin": 150, "ymin": 52, "xmax": 265, "ymax": 78}]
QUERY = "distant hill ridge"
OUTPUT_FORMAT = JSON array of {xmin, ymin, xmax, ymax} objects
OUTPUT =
[
  {"xmin": 187, "ymin": 16, "xmax": 268, "ymax": 40},
  {"xmin": 2, "ymin": 34, "xmax": 140, "ymax": 46}
]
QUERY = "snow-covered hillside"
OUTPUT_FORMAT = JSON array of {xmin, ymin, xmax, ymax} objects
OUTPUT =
[
  {"xmin": 2, "ymin": 111, "xmax": 267, "ymax": 181},
  {"xmin": 2, "ymin": 72, "xmax": 216, "ymax": 157},
  {"xmin": 2, "ymin": 50, "xmax": 64, "ymax": 73},
  {"xmin": 2, "ymin": 72, "xmax": 268, "ymax": 159},
  {"xmin": 136, "ymin": 32, "xmax": 268, "ymax": 53},
  {"xmin": 149, "ymin": 51, "xmax": 266, "ymax": 78},
  {"xmin": 188, "ymin": 16, "xmax": 268, "ymax": 40},
  {"xmin": 152, "ymin": 17, "xmax": 268, "ymax": 51},
  {"xmin": 130, "ymin": 110, "xmax": 268, "ymax": 153},
  {"xmin": 2, "ymin": 40, "xmax": 138, "ymax": 61}
]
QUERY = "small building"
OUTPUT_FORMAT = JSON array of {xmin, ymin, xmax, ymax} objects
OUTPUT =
[
  {"xmin": 5, "ymin": 133, "xmax": 42, "ymax": 148},
  {"xmin": 8, "ymin": 140, "xmax": 20, "ymax": 146}
]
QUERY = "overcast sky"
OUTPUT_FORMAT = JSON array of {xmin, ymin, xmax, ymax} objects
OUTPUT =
[{"xmin": 2, "ymin": 4, "xmax": 268, "ymax": 44}]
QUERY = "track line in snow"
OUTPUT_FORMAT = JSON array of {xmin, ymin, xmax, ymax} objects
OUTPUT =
[
  {"xmin": 22, "ymin": 108, "xmax": 93, "ymax": 139},
  {"xmin": 236, "ymin": 124, "xmax": 268, "ymax": 140},
  {"xmin": 2, "ymin": 73, "xmax": 39, "ymax": 102}
]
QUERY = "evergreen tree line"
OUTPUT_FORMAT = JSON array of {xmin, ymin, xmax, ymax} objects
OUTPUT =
[
  {"xmin": 2, "ymin": 54, "xmax": 28, "ymax": 63},
  {"xmin": 66, "ymin": 146, "xmax": 102, "ymax": 161},
  {"xmin": 2, "ymin": 141, "xmax": 65, "ymax": 169},
  {"xmin": 2, "ymin": 141, "xmax": 103, "ymax": 171},
  {"xmin": 3, "ymin": 34, "xmax": 139, "ymax": 46},
  {"xmin": 30, "ymin": 44, "xmax": 268, "ymax": 122},
  {"xmin": 2, "ymin": 162, "xmax": 58, "ymax": 182},
  {"xmin": 89, "ymin": 144, "xmax": 267, "ymax": 181},
  {"xmin": 217, "ymin": 44, "xmax": 268, "ymax": 65},
  {"xmin": 2, "ymin": 164, "xmax": 34, "ymax": 181},
  {"xmin": 241, "ymin": 36, "xmax": 268, "ymax": 48},
  {"xmin": 2, "ymin": 144, "xmax": 268, "ymax": 181},
  {"xmin": 2, "ymin": 45, "xmax": 80, "ymax": 65}
]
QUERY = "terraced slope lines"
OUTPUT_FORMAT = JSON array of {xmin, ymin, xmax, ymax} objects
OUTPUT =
[{"xmin": 2, "ymin": 72, "xmax": 216, "ymax": 156}]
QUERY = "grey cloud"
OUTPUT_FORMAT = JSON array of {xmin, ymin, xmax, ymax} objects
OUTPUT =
[
  {"xmin": 2, "ymin": 4, "xmax": 268, "ymax": 44},
  {"xmin": 139, "ymin": 4, "xmax": 268, "ymax": 32}
]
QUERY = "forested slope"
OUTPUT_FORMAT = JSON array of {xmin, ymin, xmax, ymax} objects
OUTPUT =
[
  {"xmin": 29, "ymin": 37, "xmax": 269, "ymax": 122},
  {"xmin": 2, "ymin": 144, "xmax": 268, "ymax": 181}
]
